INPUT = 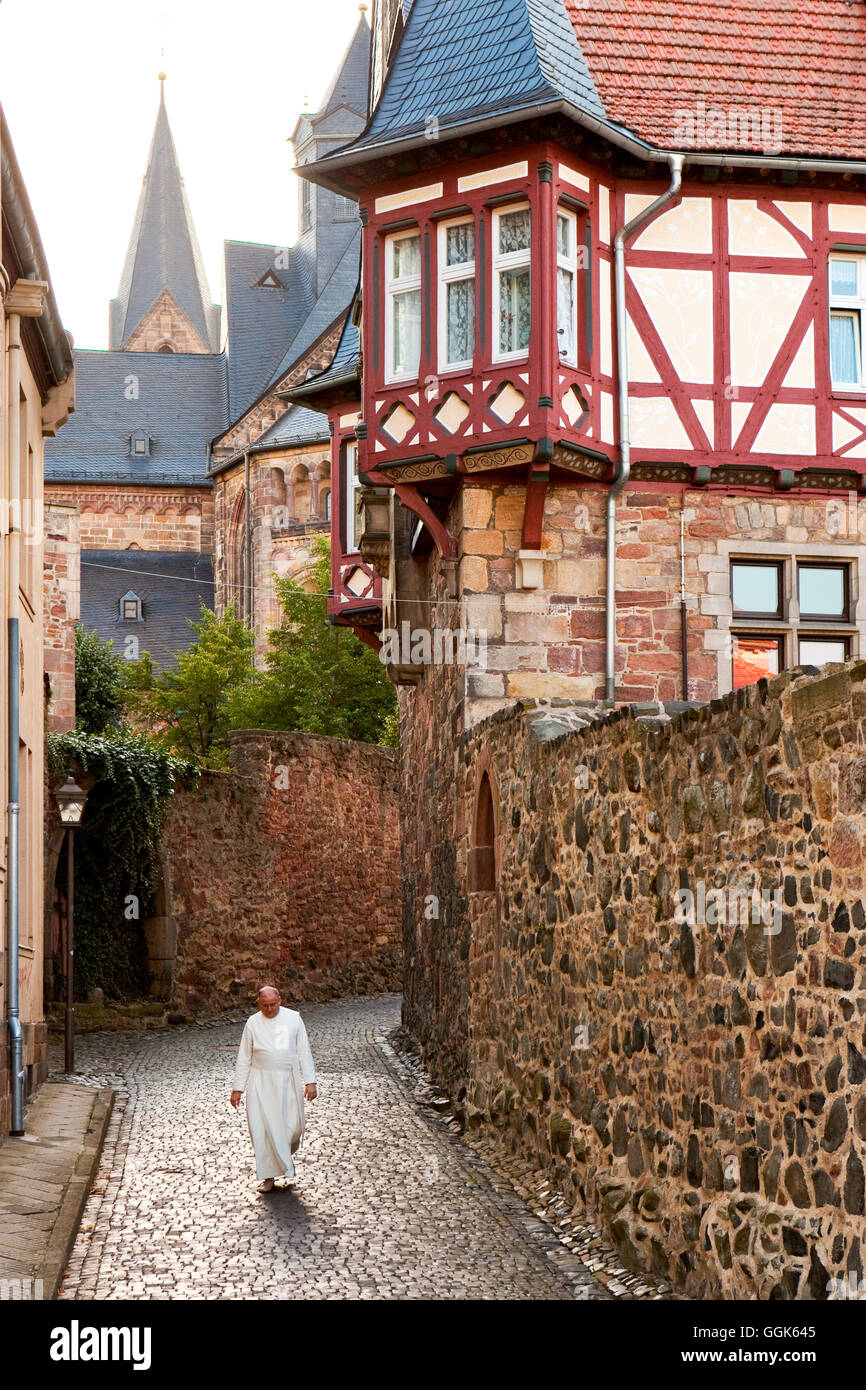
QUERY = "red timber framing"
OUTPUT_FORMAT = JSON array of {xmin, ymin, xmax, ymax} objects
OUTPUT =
[
  {"xmin": 355, "ymin": 139, "xmax": 866, "ymax": 492},
  {"xmin": 327, "ymin": 403, "xmax": 383, "ymax": 637}
]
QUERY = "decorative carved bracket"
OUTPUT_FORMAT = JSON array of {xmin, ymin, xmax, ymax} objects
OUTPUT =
[{"xmin": 393, "ymin": 483, "xmax": 457, "ymax": 561}]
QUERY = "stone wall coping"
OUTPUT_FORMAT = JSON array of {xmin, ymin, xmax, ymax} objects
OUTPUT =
[
  {"xmin": 228, "ymin": 728, "xmax": 397, "ymax": 762},
  {"xmin": 463, "ymin": 659, "xmax": 866, "ymax": 754}
]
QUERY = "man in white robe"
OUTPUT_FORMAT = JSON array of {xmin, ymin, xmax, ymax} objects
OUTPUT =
[{"xmin": 230, "ymin": 986, "xmax": 317, "ymax": 1193}]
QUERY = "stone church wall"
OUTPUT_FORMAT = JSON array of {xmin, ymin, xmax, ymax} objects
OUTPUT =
[
  {"xmin": 161, "ymin": 729, "xmax": 401, "ymax": 1015},
  {"xmin": 401, "ymin": 661, "xmax": 866, "ymax": 1299}
]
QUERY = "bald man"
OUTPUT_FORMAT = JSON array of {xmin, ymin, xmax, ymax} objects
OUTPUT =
[{"xmin": 230, "ymin": 987, "xmax": 317, "ymax": 1193}]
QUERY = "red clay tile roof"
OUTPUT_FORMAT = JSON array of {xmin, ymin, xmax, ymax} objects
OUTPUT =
[{"xmin": 564, "ymin": 0, "xmax": 866, "ymax": 160}]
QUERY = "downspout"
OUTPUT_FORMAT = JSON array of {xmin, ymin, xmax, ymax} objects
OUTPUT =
[
  {"xmin": 244, "ymin": 450, "xmax": 253, "ymax": 627},
  {"xmin": 606, "ymin": 153, "xmax": 683, "ymax": 704},
  {"xmin": 6, "ymin": 307, "xmax": 23, "ymax": 1134}
]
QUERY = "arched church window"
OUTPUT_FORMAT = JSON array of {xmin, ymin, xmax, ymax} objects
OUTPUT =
[{"xmin": 157, "ymin": 344, "xmax": 175, "ymax": 354}]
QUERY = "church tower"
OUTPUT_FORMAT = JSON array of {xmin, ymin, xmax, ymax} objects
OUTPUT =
[{"xmin": 108, "ymin": 76, "xmax": 220, "ymax": 354}]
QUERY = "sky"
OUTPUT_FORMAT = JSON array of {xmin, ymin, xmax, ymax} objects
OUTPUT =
[{"xmin": 0, "ymin": 0, "xmax": 368, "ymax": 349}]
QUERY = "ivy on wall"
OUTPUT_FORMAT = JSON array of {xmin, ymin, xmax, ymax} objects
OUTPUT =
[{"xmin": 47, "ymin": 730, "xmax": 196, "ymax": 1000}]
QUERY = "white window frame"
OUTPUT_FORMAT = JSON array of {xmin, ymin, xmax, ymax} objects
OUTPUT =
[
  {"xmin": 437, "ymin": 216, "xmax": 476, "ymax": 372},
  {"xmin": 492, "ymin": 202, "xmax": 531, "ymax": 364},
  {"xmin": 384, "ymin": 229, "xmax": 422, "ymax": 384},
  {"xmin": 344, "ymin": 440, "xmax": 362, "ymax": 552},
  {"xmin": 829, "ymin": 253, "xmax": 866, "ymax": 389},
  {"xmin": 556, "ymin": 206, "xmax": 579, "ymax": 367}
]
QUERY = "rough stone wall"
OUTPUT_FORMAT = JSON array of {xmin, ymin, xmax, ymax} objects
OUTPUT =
[
  {"xmin": 163, "ymin": 730, "xmax": 401, "ymax": 1014},
  {"xmin": 402, "ymin": 662, "xmax": 866, "ymax": 1299},
  {"xmin": 43, "ymin": 502, "xmax": 80, "ymax": 732},
  {"xmin": 44, "ymin": 483, "xmax": 213, "ymax": 555}
]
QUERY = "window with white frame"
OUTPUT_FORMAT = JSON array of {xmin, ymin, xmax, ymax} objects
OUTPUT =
[
  {"xmin": 556, "ymin": 208, "xmax": 579, "ymax": 365},
  {"xmin": 438, "ymin": 218, "xmax": 475, "ymax": 370},
  {"xmin": 829, "ymin": 254, "xmax": 866, "ymax": 388},
  {"xmin": 493, "ymin": 204, "xmax": 531, "ymax": 360},
  {"xmin": 385, "ymin": 230, "xmax": 422, "ymax": 382},
  {"xmin": 344, "ymin": 441, "xmax": 363, "ymax": 552}
]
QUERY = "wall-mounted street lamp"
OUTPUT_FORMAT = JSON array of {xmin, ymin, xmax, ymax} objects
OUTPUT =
[{"xmin": 54, "ymin": 777, "xmax": 88, "ymax": 1074}]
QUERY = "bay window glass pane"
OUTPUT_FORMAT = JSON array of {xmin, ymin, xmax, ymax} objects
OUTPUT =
[
  {"xmin": 799, "ymin": 637, "xmax": 847, "ymax": 667},
  {"xmin": 830, "ymin": 311, "xmax": 860, "ymax": 384},
  {"xmin": 498, "ymin": 209, "xmax": 530, "ymax": 254},
  {"xmin": 446, "ymin": 223, "xmax": 474, "ymax": 266},
  {"xmin": 831, "ymin": 260, "xmax": 858, "ymax": 297},
  {"xmin": 446, "ymin": 276, "xmax": 475, "ymax": 363},
  {"xmin": 731, "ymin": 562, "xmax": 780, "ymax": 616},
  {"xmin": 392, "ymin": 234, "xmax": 420, "ymax": 279},
  {"xmin": 557, "ymin": 213, "xmax": 571, "ymax": 258},
  {"xmin": 392, "ymin": 289, "xmax": 421, "ymax": 376},
  {"xmin": 498, "ymin": 266, "xmax": 531, "ymax": 354},
  {"xmin": 798, "ymin": 565, "xmax": 845, "ymax": 616},
  {"xmin": 732, "ymin": 636, "xmax": 780, "ymax": 689},
  {"xmin": 557, "ymin": 267, "xmax": 575, "ymax": 359}
]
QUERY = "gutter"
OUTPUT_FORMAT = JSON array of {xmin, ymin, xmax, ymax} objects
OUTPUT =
[
  {"xmin": 300, "ymin": 95, "xmax": 866, "ymax": 193},
  {"xmin": 0, "ymin": 111, "xmax": 73, "ymax": 387},
  {"xmin": 606, "ymin": 152, "xmax": 683, "ymax": 705}
]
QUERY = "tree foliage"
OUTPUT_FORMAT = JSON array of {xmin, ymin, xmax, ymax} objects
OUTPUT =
[
  {"xmin": 74, "ymin": 624, "xmax": 126, "ymax": 734},
  {"xmin": 123, "ymin": 538, "xmax": 396, "ymax": 766}
]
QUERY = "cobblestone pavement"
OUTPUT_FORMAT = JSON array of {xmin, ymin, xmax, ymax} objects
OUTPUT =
[{"xmin": 57, "ymin": 995, "xmax": 617, "ymax": 1301}]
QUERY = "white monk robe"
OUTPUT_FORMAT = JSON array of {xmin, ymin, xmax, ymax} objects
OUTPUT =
[{"xmin": 232, "ymin": 1007, "xmax": 317, "ymax": 1181}]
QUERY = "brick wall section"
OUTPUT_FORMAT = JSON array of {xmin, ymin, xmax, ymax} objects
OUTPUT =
[
  {"xmin": 43, "ymin": 502, "xmax": 80, "ymax": 731},
  {"xmin": 401, "ymin": 662, "xmax": 866, "ymax": 1300},
  {"xmin": 44, "ymin": 484, "xmax": 214, "ymax": 555},
  {"xmin": 164, "ymin": 729, "xmax": 401, "ymax": 1014}
]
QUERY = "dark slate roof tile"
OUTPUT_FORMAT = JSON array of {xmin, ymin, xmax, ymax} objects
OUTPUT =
[
  {"xmin": 44, "ymin": 349, "xmax": 228, "ymax": 486},
  {"xmin": 79, "ymin": 550, "xmax": 214, "ymax": 672}
]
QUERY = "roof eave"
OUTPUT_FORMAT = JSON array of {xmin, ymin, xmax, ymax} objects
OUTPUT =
[{"xmin": 300, "ymin": 97, "xmax": 866, "ymax": 193}]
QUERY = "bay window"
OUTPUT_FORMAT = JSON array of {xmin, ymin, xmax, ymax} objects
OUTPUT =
[
  {"xmin": 344, "ymin": 440, "xmax": 363, "ymax": 552},
  {"xmin": 829, "ymin": 254, "xmax": 866, "ymax": 388},
  {"xmin": 385, "ymin": 230, "xmax": 421, "ymax": 381},
  {"xmin": 556, "ymin": 208, "xmax": 579, "ymax": 365},
  {"xmin": 493, "ymin": 204, "xmax": 531, "ymax": 360},
  {"xmin": 438, "ymin": 217, "xmax": 475, "ymax": 370}
]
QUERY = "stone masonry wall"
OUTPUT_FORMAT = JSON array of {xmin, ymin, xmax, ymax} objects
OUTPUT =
[
  {"xmin": 402, "ymin": 661, "xmax": 866, "ymax": 1299},
  {"xmin": 44, "ymin": 483, "xmax": 214, "ymax": 555},
  {"xmin": 163, "ymin": 729, "xmax": 401, "ymax": 1015}
]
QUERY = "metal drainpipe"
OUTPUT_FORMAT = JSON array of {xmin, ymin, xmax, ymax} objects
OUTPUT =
[
  {"xmin": 6, "ymin": 308, "xmax": 23, "ymax": 1134},
  {"xmin": 243, "ymin": 450, "xmax": 252, "ymax": 626},
  {"xmin": 606, "ymin": 153, "xmax": 684, "ymax": 705}
]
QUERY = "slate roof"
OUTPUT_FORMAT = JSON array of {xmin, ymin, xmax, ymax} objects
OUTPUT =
[
  {"xmin": 317, "ymin": 15, "xmax": 372, "ymax": 120},
  {"xmin": 288, "ymin": 300, "xmax": 360, "ymax": 404},
  {"xmin": 44, "ymin": 349, "xmax": 228, "ymax": 486},
  {"xmin": 265, "ymin": 229, "xmax": 361, "ymax": 390},
  {"xmin": 310, "ymin": 0, "xmax": 866, "ymax": 168},
  {"xmin": 251, "ymin": 403, "xmax": 330, "ymax": 453},
  {"xmin": 322, "ymin": 0, "xmax": 604, "ymax": 157},
  {"xmin": 223, "ymin": 240, "xmax": 314, "ymax": 418},
  {"xmin": 79, "ymin": 550, "xmax": 214, "ymax": 671},
  {"xmin": 109, "ymin": 86, "xmax": 220, "ymax": 350}
]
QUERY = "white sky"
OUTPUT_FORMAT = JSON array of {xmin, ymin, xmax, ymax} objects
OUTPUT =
[{"xmin": 0, "ymin": 0, "xmax": 367, "ymax": 349}]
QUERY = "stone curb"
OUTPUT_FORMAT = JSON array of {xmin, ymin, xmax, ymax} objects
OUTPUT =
[{"xmin": 42, "ymin": 1086, "xmax": 114, "ymax": 1300}]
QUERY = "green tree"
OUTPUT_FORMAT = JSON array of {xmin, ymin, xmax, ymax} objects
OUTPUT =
[
  {"xmin": 74, "ymin": 625, "xmax": 126, "ymax": 734},
  {"xmin": 123, "ymin": 605, "xmax": 256, "ymax": 768},
  {"xmin": 235, "ymin": 536, "xmax": 397, "ymax": 745}
]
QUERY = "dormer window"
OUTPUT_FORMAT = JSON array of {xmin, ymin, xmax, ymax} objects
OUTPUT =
[
  {"xmin": 385, "ymin": 230, "xmax": 421, "ymax": 382},
  {"xmin": 129, "ymin": 432, "xmax": 151, "ymax": 457},
  {"xmin": 492, "ymin": 204, "xmax": 531, "ymax": 361},
  {"xmin": 120, "ymin": 591, "xmax": 142, "ymax": 622},
  {"xmin": 255, "ymin": 269, "xmax": 284, "ymax": 289}
]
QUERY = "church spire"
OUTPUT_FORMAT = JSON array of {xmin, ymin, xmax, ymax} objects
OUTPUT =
[{"xmin": 109, "ymin": 77, "xmax": 219, "ymax": 353}]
